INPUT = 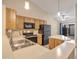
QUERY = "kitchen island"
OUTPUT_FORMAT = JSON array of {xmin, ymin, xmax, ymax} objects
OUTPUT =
[{"xmin": 13, "ymin": 35, "xmax": 75, "ymax": 59}]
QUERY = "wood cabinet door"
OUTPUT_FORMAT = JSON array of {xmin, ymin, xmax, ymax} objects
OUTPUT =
[
  {"xmin": 16, "ymin": 16, "xmax": 24, "ymax": 29},
  {"xmin": 39, "ymin": 20, "xmax": 45, "ymax": 25},
  {"xmin": 54, "ymin": 39, "xmax": 60, "ymax": 47},
  {"xmin": 35, "ymin": 19, "xmax": 39, "ymax": 29},
  {"xmin": 49, "ymin": 39, "xmax": 55, "ymax": 49},
  {"xmin": 37, "ymin": 34, "xmax": 42, "ymax": 45},
  {"xmin": 24, "ymin": 17, "xmax": 31, "ymax": 23},
  {"xmin": 58, "ymin": 40, "xmax": 64, "ymax": 44},
  {"xmin": 6, "ymin": 8, "xmax": 11, "ymax": 29},
  {"xmin": 6, "ymin": 8, "xmax": 16, "ymax": 30},
  {"xmin": 55, "ymin": 39, "xmax": 64, "ymax": 47},
  {"xmin": 10, "ymin": 9, "xmax": 16, "ymax": 29},
  {"xmin": 30, "ymin": 18, "xmax": 34, "ymax": 23}
]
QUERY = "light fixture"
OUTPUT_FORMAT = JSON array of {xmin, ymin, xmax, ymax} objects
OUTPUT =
[
  {"xmin": 57, "ymin": 0, "xmax": 66, "ymax": 21},
  {"xmin": 57, "ymin": 12, "xmax": 61, "ymax": 16},
  {"xmin": 24, "ymin": 0, "xmax": 30, "ymax": 10},
  {"xmin": 57, "ymin": 0, "xmax": 61, "ymax": 17}
]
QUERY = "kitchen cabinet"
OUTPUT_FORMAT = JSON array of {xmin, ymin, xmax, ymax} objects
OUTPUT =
[
  {"xmin": 37, "ymin": 34, "xmax": 42, "ymax": 45},
  {"xmin": 16, "ymin": 16, "xmax": 46, "ymax": 30},
  {"xmin": 16, "ymin": 15, "xmax": 24, "ymax": 29},
  {"xmin": 24, "ymin": 17, "xmax": 31, "ymax": 23},
  {"xmin": 54, "ymin": 39, "xmax": 64, "ymax": 47},
  {"xmin": 39, "ymin": 20, "xmax": 42, "ymax": 25},
  {"xmin": 48, "ymin": 38, "xmax": 55, "ymax": 49},
  {"xmin": 39, "ymin": 20, "xmax": 45, "ymax": 25},
  {"xmin": 30, "ymin": 18, "xmax": 34, "ymax": 23},
  {"xmin": 35, "ymin": 19, "xmax": 46, "ymax": 30},
  {"xmin": 6, "ymin": 8, "xmax": 16, "ymax": 30},
  {"xmin": 35, "ymin": 19, "xmax": 40, "ymax": 29},
  {"xmin": 24, "ymin": 17, "xmax": 34, "ymax": 23},
  {"xmin": 49, "ymin": 38, "xmax": 64, "ymax": 49}
]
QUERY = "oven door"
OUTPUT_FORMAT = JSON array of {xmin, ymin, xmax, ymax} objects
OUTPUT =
[{"xmin": 26, "ymin": 36, "xmax": 37, "ymax": 43}]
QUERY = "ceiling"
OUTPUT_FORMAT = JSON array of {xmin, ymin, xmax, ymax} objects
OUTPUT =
[
  {"xmin": 3, "ymin": 0, "xmax": 76, "ymax": 21},
  {"xmin": 30, "ymin": 0, "xmax": 76, "ymax": 22},
  {"xmin": 3, "ymin": 0, "xmax": 76, "ymax": 14},
  {"xmin": 30, "ymin": 0, "xmax": 76, "ymax": 14}
]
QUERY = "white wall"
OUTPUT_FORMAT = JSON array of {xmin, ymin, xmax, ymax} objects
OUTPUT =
[
  {"xmin": 62, "ymin": 5, "xmax": 76, "ymax": 24},
  {"xmin": 61, "ymin": 5, "xmax": 76, "ymax": 40},
  {"xmin": 46, "ymin": 14, "xmax": 60, "ymax": 35}
]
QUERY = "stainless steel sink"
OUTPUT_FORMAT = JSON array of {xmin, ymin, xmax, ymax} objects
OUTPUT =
[{"xmin": 11, "ymin": 39, "xmax": 35, "ymax": 51}]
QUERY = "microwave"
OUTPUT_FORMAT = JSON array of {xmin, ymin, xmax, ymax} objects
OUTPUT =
[{"xmin": 24, "ymin": 22, "xmax": 35, "ymax": 29}]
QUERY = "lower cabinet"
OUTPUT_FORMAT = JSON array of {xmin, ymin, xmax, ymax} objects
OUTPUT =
[
  {"xmin": 49, "ymin": 38, "xmax": 64, "ymax": 49},
  {"xmin": 37, "ymin": 34, "xmax": 42, "ymax": 45},
  {"xmin": 49, "ymin": 39, "xmax": 55, "ymax": 49}
]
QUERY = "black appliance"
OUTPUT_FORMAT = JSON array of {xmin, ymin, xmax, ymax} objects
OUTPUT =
[
  {"xmin": 24, "ymin": 22, "xmax": 35, "ymax": 29},
  {"xmin": 26, "ymin": 36, "xmax": 37, "ymax": 43},
  {"xmin": 23, "ymin": 32, "xmax": 37, "ymax": 43},
  {"xmin": 39, "ymin": 25, "xmax": 51, "ymax": 45}
]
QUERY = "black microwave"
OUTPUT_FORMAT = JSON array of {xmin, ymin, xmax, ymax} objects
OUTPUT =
[{"xmin": 24, "ymin": 22, "xmax": 35, "ymax": 29}]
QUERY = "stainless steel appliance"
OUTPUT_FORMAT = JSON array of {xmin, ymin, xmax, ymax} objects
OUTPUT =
[
  {"xmin": 23, "ymin": 33, "xmax": 37, "ymax": 43},
  {"xmin": 39, "ymin": 25, "xmax": 51, "ymax": 45},
  {"xmin": 24, "ymin": 22, "xmax": 35, "ymax": 29}
]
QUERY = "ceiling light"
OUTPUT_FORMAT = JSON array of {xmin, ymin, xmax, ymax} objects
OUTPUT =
[
  {"xmin": 57, "ymin": 12, "xmax": 61, "ymax": 16},
  {"xmin": 57, "ymin": 0, "xmax": 61, "ymax": 17},
  {"xmin": 24, "ymin": 0, "xmax": 30, "ymax": 10},
  {"xmin": 57, "ymin": 0, "xmax": 67, "ymax": 21}
]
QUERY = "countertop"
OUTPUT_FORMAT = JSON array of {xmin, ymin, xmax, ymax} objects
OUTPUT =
[
  {"xmin": 35, "ymin": 40, "xmax": 75, "ymax": 59},
  {"xmin": 13, "ymin": 44, "xmax": 50, "ymax": 59},
  {"xmin": 49, "ymin": 35, "xmax": 72, "ymax": 41},
  {"xmin": 13, "ymin": 35, "xmax": 75, "ymax": 59}
]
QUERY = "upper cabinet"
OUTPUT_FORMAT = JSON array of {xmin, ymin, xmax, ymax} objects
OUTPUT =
[
  {"xmin": 6, "ymin": 8, "xmax": 16, "ymax": 30},
  {"xmin": 16, "ymin": 15, "xmax": 24, "ymax": 29},
  {"xmin": 39, "ymin": 20, "xmax": 45, "ymax": 25},
  {"xmin": 34, "ymin": 19, "xmax": 40, "ymax": 29},
  {"xmin": 24, "ymin": 17, "xmax": 34, "ymax": 23},
  {"xmin": 24, "ymin": 17, "xmax": 46, "ymax": 30},
  {"xmin": 5, "ymin": 7, "xmax": 46, "ymax": 30}
]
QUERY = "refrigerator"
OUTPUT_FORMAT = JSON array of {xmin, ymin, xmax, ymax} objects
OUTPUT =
[{"xmin": 39, "ymin": 25, "xmax": 51, "ymax": 45}]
